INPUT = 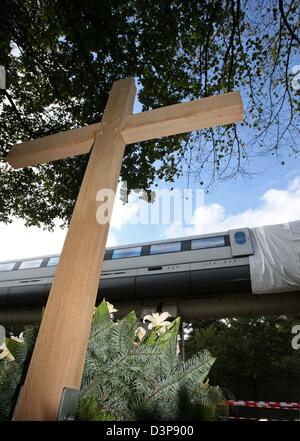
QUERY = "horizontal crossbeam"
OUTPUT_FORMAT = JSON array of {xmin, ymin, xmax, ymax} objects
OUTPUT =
[
  {"xmin": 7, "ymin": 123, "xmax": 99, "ymax": 169},
  {"xmin": 121, "ymin": 91, "xmax": 243, "ymax": 144},
  {"xmin": 6, "ymin": 90, "xmax": 243, "ymax": 170}
]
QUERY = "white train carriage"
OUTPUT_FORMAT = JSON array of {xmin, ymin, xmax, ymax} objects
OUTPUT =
[{"xmin": 0, "ymin": 221, "xmax": 299, "ymax": 317}]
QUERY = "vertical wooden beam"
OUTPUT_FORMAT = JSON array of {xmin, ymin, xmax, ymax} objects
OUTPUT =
[{"xmin": 14, "ymin": 78, "xmax": 136, "ymax": 421}]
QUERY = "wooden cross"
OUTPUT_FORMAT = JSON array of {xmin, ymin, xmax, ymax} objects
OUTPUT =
[{"xmin": 7, "ymin": 78, "xmax": 243, "ymax": 420}]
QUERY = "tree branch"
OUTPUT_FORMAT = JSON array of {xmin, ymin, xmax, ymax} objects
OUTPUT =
[
  {"xmin": 279, "ymin": 0, "xmax": 300, "ymax": 46},
  {"xmin": 2, "ymin": 90, "xmax": 34, "ymax": 138}
]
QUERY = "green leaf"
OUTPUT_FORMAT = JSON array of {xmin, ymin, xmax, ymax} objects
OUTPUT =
[
  {"xmin": 92, "ymin": 299, "xmax": 112, "ymax": 327},
  {"xmin": 5, "ymin": 338, "xmax": 27, "ymax": 364},
  {"xmin": 155, "ymin": 317, "xmax": 180, "ymax": 349}
]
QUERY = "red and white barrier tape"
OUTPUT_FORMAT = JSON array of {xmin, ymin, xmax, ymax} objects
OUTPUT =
[
  {"xmin": 225, "ymin": 400, "xmax": 300, "ymax": 410},
  {"xmin": 226, "ymin": 416, "xmax": 292, "ymax": 421}
]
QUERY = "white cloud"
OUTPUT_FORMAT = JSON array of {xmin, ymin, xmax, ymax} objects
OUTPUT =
[
  {"xmin": 110, "ymin": 193, "xmax": 140, "ymax": 230},
  {"xmin": 165, "ymin": 176, "xmax": 300, "ymax": 238},
  {"xmin": 0, "ymin": 182, "xmax": 138, "ymax": 261},
  {"xmin": 0, "ymin": 217, "xmax": 121, "ymax": 261},
  {"xmin": 107, "ymin": 232, "xmax": 118, "ymax": 247},
  {"xmin": 0, "ymin": 220, "xmax": 67, "ymax": 261},
  {"xmin": 2, "ymin": 177, "xmax": 300, "ymax": 262}
]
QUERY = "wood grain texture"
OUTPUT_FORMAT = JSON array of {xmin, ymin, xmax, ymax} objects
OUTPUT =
[
  {"xmin": 11, "ymin": 79, "xmax": 244, "ymax": 421},
  {"xmin": 7, "ymin": 123, "xmax": 99, "ymax": 169},
  {"xmin": 121, "ymin": 91, "xmax": 243, "ymax": 144},
  {"xmin": 14, "ymin": 78, "xmax": 136, "ymax": 421}
]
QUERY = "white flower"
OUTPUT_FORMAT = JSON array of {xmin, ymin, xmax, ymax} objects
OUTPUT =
[
  {"xmin": 143, "ymin": 312, "xmax": 171, "ymax": 334},
  {"xmin": 10, "ymin": 332, "xmax": 24, "ymax": 343},
  {"xmin": 0, "ymin": 342, "xmax": 14, "ymax": 361},
  {"xmin": 106, "ymin": 301, "xmax": 118, "ymax": 318},
  {"xmin": 106, "ymin": 302, "xmax": 118, "ymax": 314},
  {"xmin": 176, "ymin": 334, "xmax": 181, "ymax": 354},
  {"xmin": 135, "ymin": 326, "xmax": 146, "ymax": 342}
]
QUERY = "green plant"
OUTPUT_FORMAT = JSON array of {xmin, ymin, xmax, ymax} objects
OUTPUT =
[
  {"xmin": 186, "ymin": 316, "xmax": 300, "ymax": 402},
  {"xmin": 0, "ymin": 326, "xmax": 38, "ymax": 421},
  {"xmin": 0, "ymin": 303, "xmax": 224, "ymax": 421},
  {"xmin": 77, "ymin": 301, "xmax": 224, "ymax": 421}
]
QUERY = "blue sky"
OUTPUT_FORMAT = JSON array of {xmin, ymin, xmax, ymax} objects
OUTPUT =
[
  {"xmin": 106, "ymin": 82, "xmax": 300, "ymax": 247},
  {"xmin": 107, "ymin": 153, "xmax": 300, "ymax": 248}
]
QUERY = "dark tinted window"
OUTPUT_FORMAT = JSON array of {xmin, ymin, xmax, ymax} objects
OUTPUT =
[
  {"xmin": 112, "ymin": 247, "xmax": 142, "ymax": 259},
  {"xmin": 0, "ymin": 262, "xmax": 15, "ymax": 271},
  {"xmin": 104, "ymin": 250, "xmax": 113, "ymax": 260},
  {"xmin": 191, "ymin": 236, "xmax": 225, "ymax": 250},
  {"xmin": 150, "ymin": 242, "xmax": 181, "ymax": 255}
]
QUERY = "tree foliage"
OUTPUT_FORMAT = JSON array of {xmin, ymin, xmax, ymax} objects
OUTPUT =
[
  {"xmin": 0, "ymin": 0, "xmax": 299, "ymax": 226},
  {"xmin": 186, "ymin": 316, "xmax": 300, "ymax": 401}
]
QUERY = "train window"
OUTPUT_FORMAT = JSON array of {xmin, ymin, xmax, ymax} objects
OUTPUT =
[
  {"xmin": 150, "ymin": 242, "xmax": 181, "ymax": 255},
  {"xmin": 191, "ymin": 236, "xmax": 225, "ymax": 250},
  {"xmin": 19, "ymin": 259, "xmax": 43, "ymax": 270},
  {"xmin": 0, "ymin": 262, "xmax": 15, "ymax": 271},
  {"xmin": 104, "ymin": 250, "xmax": 113, "ymax": 260},
  {"xmin": 47, "ymin": 256, "xmax": 60, "ymax": 267},
  {"xmin": 112, "ymin": 246, "xmax": 142, "ymax": 259}
]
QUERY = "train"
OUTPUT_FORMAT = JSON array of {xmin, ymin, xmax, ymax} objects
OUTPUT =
[{"xmin": 0, "ymin": 221, "xmax": 300, "ymax": 322}]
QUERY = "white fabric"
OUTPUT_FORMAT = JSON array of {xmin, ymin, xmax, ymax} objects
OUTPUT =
[{"xmin": 249, "ymin": 221, "xmax": 300, "ymax": 294}]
